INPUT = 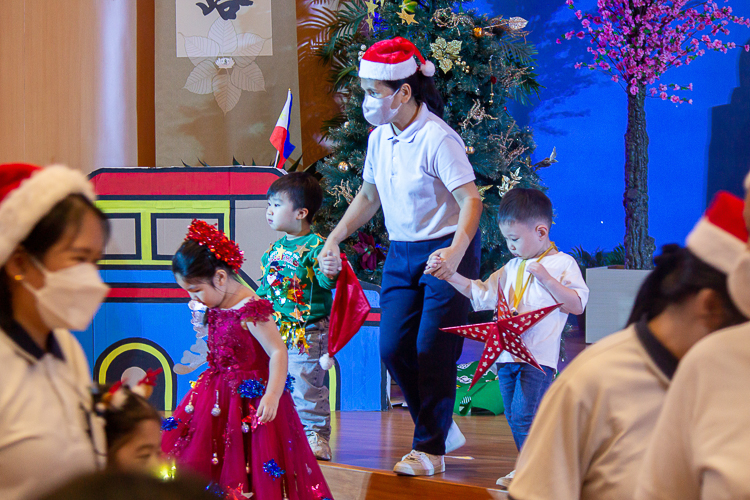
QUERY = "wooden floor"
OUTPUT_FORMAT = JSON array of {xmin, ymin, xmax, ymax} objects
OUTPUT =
[
  {"xmin": 327, "ymin": 408, "xmax": 517, "ymax": 491},
  {"xmin": 321, "ymin": 318, "xmax": 589, "ymax": 497}
]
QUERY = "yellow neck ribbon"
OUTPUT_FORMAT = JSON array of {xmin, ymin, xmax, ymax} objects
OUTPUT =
[{"xmin": 512, "ymin": 242, "xmax": 558, "ymax": 313}]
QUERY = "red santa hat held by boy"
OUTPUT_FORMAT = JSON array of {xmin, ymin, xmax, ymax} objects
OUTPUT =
[
  {"xmin": 0, "ymin": 163, "xmax": 96, "ymax": 266},
  {"xmin": 686, "ymin": 190, "xmax": 750, "ymax": 316},
  {"xmin": 358, "ymin": 36, "xmax": 436, "ymax": 80}
]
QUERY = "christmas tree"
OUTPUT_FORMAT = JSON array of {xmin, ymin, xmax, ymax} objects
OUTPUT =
[{"xmin": 313, "ymin": 0, "xmax": 555, "ymax": 283}]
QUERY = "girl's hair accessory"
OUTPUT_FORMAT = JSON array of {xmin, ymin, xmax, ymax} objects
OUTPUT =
[
  {"xmin": 359, "ymin": 36, "xmax": 436, "ymax": 80},
  {"xmin": 185, "ymin": 219, "xmax": 245, "ymax": 273},
  {"xmin": 98, "ymin": 368, "xmax": 164, "ymax": 412}
]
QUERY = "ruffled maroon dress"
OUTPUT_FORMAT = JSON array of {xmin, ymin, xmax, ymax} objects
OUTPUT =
[{"xmin": 162, "ymin": 298, "xmax": 333, "ymax": 499}]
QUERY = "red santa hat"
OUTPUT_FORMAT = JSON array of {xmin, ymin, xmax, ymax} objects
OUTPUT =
[
  {"xmin": 358, "ymin": 36, "xmax": 436, "ymax": 81},
  {"xmin": 0, "ymin": 163, "xmax": 96, "ymax": 266},
  {"xmin": 686, "ymin": 191, "xmax": 748, "ymax": 274}
]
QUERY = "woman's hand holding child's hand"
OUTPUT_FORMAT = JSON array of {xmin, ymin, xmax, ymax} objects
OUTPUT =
[
  {"xmin": 318, "ymin": 248, "xmax": 342, "ymax": 279},
  {"xmin": 424, "ymin": 247, "xmax": 460, "ymax": 280},
  {"xmin": 256, "ymin": 393, "xmax": 280, "ymax": 423},
  {"xmin": 424, "ymin": 254, "xmax": 443, "ymax": 275}
]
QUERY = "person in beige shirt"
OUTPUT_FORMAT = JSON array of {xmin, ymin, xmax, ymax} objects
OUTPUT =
[
  {"xmin": 634, "ymin": 185, "xmax": 750, "ymax": 500},
  {"xmin": 509, "ymin": 192, "xmax": 749, "ymax": 500},
  {"xmin": 0, "ymin": 164, "xmax": 109, "ymax": 500}
]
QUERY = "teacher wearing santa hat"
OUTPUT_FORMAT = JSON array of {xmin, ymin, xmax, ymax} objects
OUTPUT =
[
  {"xmin": 319, "ymin": 36, "xmax": 482, "ymax": 476},
  {"xmin": 0, "ymin": 163, "xmax": 109, "ymax": 499}
]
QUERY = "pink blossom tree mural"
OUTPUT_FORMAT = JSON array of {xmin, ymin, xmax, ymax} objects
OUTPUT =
[{"xmin": 560, "ymin": 0, "xmax": 750, "ymax": 268}]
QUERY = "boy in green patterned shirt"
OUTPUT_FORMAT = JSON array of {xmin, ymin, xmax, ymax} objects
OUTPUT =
[{"xmin": 257, "ymin": 172, "xmax": 338, "ymax": 460}]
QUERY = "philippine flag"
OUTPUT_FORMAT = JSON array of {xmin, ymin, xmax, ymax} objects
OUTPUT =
[{"xmin": 269, "ymin": 89, "xmax": 296, "ymax": 168}]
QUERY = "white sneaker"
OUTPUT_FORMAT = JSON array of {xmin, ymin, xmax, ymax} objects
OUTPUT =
[
  {"xmin": 307, "ymin": 433, "xmax": 332, "ymax": 461},
  {"xmin": 445, "ymin": 420, "xmax": 466, "ymax": 453},
  {"xmin": 393, "ymin": 450, "xmax": 445, "ymax": 476},
  {"xmin": 496, "ymin": 469, "xmax": 515, "ymax": 489}
]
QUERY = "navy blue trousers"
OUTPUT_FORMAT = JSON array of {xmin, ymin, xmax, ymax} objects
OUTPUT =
[{"xmin": 380, "ymin": 232, "xmax": 481, "ymax": 455}]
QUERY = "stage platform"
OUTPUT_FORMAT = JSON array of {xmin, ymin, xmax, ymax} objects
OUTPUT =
[{"xmin": 321, "ymin": 408, "xmax": 516, "ymax": 499}]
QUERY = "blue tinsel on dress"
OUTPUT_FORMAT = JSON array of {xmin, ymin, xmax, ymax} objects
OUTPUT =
[
  {"xmin": 285, "ymin": 374, "xmax": 295, "ymax": 393},
  {"xmin": 237, "ymin": 378, "xmax": 266, "ymax": 399},
  {"xmin": 161, "ymin": 416, "xmax": 180, "ymax": 431},
  {"xmin": 263, "ymin": 459, "xmax": 285, "ymax": 480},
  {"xmin": 205, "ymin": 481, "xmax": 225, "ymax": 497}
]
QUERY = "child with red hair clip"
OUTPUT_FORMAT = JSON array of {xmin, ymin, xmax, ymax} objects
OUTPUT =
[
  {"xmin": 97, "ymin": 369, "xmax": 164, "ymax": 474},
  {"xmin": 162, "ymin": 220, "xmax": 333, "ymax": 499}
]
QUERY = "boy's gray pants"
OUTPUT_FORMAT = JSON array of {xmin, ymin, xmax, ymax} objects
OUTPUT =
[{"xmin": 287, "ymin": 318, "xmax": 331, "ymax": 440}]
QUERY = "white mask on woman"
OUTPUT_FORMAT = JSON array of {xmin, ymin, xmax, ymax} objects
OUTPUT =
[
  {"xmin": 22, "ymin": 258, "xmax": 109, "ymax": 331},
  {"xmin": 362, "ymin": 87, "xmax": 403, "ymax": 126}
]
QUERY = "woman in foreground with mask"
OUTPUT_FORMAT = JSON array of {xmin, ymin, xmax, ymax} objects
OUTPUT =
[
  {"xmin": 0, "ymin": 163, "xmax": 110, "ymax": 500},
  {"xmin": 319, "ymin": 37, "xmax": 482, "ymax": 476}
]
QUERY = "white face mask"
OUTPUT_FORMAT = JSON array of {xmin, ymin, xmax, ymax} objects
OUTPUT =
[
  {"xmin": 362, "ymin": 88, "xmax": 403, "ymax": 126},
  {"xmin": 23, "ymin": 258, "xmax": 109, "ymax": 331}
]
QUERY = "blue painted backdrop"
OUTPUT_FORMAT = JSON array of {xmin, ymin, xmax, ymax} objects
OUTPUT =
[{"xmin": 471, "ymin": 0, "xmax": 750, "ymax": 253}]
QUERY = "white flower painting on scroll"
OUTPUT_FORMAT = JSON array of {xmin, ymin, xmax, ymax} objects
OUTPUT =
[{"xmin": 183, "ymin": 17, "xmax": 267, "ymax": 114}]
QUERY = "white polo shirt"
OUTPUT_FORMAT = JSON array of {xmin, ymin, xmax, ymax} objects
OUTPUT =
[
  {"xmin": 509, "ymin": 322, "xmax": 677, "ymax": 500},
  {"xmin": 635, "ymin": 321, "xmax": 750, "ymax": 500},
  {"xmin": 0, "ymin": 324, "xmax": 105, "ymax": 500},
  {"xmin": 363, "ymin": 103, "xmax": 475, "ymax": 242},
  {"xmin": 469, "ymin": 252, "xmax": 589, "ymax": 369}
]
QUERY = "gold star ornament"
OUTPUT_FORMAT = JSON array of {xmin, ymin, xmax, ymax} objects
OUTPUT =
[{"xmin": 398, "ymin": 9, "xmax": 417, "ymax": 25}]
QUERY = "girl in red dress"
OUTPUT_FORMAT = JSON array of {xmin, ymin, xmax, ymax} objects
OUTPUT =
[{"xmin": 162, "ymin": 220, "xmax": 333, "ymax": 500}]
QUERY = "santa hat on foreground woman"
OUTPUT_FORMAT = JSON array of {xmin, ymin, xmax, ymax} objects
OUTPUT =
[
  {"xmin": 0, "ymin": 163, "xmax": 95, "ymax": 265},
  {"xmin": 686, "ymin": 189, "xmax": 750, "ymax": 317}
]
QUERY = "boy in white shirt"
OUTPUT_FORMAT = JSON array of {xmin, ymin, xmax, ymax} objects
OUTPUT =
[{"xmin": 427, "ymin": 187, "xmax": 589, "ymax": 487}]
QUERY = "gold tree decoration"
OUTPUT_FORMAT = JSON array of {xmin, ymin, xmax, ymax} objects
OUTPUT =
[{"xmin": 430, "ymin": 37, "xmax": 464, "ymax": 73}]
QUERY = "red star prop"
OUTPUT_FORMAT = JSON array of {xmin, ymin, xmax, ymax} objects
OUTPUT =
[
  {"xmin": 226, "ymin": 484, "xmax": 253, "ymax": 499},
  {"xmin": 241, "ymin": 405, "xmax": 265, "ymax": 432},
  {"xmin": 441, "ymin": 288, "xmax": 561, "ymax": 388}
]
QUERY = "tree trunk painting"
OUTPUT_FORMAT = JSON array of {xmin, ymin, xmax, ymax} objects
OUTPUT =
[{"xmin": 624, "ymin": 83, "xmax": 655, "ymax": 269}]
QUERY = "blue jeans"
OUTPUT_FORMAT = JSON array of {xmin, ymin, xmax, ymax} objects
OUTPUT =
[
  {"xmin": 380, "ymin": 232, "xmax": 481, "ymax": 456},
  {"xmin": 287, "ymin": 318, "xmax": 330, "ymax": 440},
  {"xmin": 497, "ymin": 362, "xmax": 556, "ymax": 451}
]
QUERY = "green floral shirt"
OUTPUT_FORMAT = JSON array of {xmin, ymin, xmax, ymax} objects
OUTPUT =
[{"xmin": 256, "ymin": 233, "xmax": 336, "ymax": 343}]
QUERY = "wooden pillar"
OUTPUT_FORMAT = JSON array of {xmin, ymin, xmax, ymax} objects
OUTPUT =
[{"xmin": 0, "ymin": 0, "xmax": 139, "ymax": 174}]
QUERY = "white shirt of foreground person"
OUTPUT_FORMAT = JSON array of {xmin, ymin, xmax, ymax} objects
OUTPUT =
[
  {"xmin": 469, "ymin": 252, "xmax": 589, "ymax": 369},
  {"xmin": 363, "ymin": 102, "xmax": 475, "ymax": 242},
  {"xmin": 634, "ymin": 321, "xmax": 750, "ymax": 500},
  {"xmin": 508, "ymin": 321, "xmax": 675, "ymax": 500},
  {"xmin": 0, "ymin": 324, "xmax": 105, "ymax": 500}
]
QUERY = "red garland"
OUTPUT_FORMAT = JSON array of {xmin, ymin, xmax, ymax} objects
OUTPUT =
[{"xmin": 186, "ymin": 219, "xmax": 245, "ymax": 273}]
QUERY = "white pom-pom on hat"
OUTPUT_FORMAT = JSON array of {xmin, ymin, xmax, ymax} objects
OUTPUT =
[
  {"xmin": 420, "ymin": 60, "xmax": 436, "ymax": 77},
  {"xmin": 359, "ymin": 36, "xmax": 436, "ymax": 81},
  {"xmin": 319, "ymin": 353, "xmax": 335, "ymax": 371}
]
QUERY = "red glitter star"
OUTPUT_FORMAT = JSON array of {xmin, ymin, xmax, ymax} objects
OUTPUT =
[{"xmin": 441, "ymin": 288, "xmax": 560, "ymax": 388}]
